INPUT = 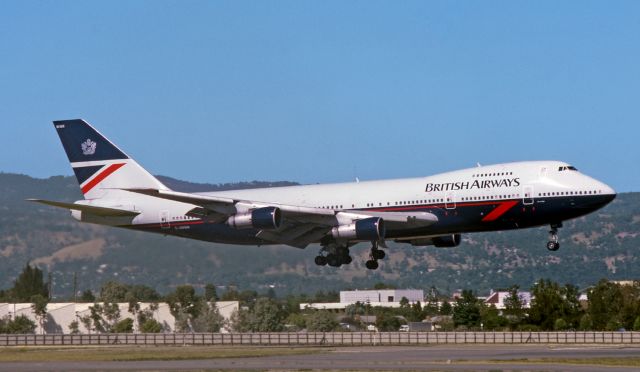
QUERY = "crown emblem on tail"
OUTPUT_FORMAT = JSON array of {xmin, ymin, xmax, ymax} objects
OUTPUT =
[{"xmin": 81, "ymin": 139, "xmax": 96, "ymax": 155}]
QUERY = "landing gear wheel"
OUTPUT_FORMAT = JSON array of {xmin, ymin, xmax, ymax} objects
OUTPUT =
[
  {"xmin": 372, "ymin": 249, "xmax": 386, "ymax": 260},
  {"xmin": 314, "ymin": 255, "xmax": 327, "ymax": 266},
  {"xmin": 365, "ymin": 260, "xmax": 379, "ymax": 270},
  {"xmin": 327, "ymin": 254, "xmax": 341, "ymax": 267},
  {"xmin": 343, "ymin": 255, "xmax": 353, "ymax": 265},
  {"xmin": 546, "ymin": 241, "xmax": 560, "ymax": 251},
  {"xmin": 547, "ymin": 223, "xmax": 561, "ymax": 252}
]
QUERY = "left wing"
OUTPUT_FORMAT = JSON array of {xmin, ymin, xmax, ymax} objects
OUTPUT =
[{"xmin": 124, "ymin": 188, "xmax": 438, "ymax": 248}]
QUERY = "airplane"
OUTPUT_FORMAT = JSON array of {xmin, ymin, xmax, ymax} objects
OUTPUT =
[{"xmin": 30, "ymin": 119, "xmax": 616, "ymax": 270}]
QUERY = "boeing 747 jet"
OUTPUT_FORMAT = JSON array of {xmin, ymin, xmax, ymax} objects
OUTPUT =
[{"xmin": 30, "ymin": 119, "xmax": 616, "ymax": 270}]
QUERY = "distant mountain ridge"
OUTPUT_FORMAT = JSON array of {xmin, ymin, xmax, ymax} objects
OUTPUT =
[
  {"xmin": 0, "ymin": 172, "xmax": 638, "ymax": 298},
  {"xmin": 155, "ymin": 175, "xmax": 299, "ymax": 193}
]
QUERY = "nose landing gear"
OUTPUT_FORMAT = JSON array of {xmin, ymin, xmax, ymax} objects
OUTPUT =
[{"xmin": 546, "ymin": 222, "xmax": 562, "ymax": 251}]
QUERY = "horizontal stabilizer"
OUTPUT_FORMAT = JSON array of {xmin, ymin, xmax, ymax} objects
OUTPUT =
[{"xmin": 27, "ymin": 199, "xmax": 140, "ymax": 217}]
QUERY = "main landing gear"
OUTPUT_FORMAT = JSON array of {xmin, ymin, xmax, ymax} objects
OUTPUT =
[
  {"xmin": 365, "ymin": 241, "xmax": 386, "ymax": 270},
  {"xmin": 314, "ymin": 241, "xmax": 386, "ymax": 270},
  {"xmin": 546, "ymin": 222, "xmax": 562, "ymax": 251},
  {"xmin": 315, "ymin": 244, "xmax": 352, "ymax": 267}
]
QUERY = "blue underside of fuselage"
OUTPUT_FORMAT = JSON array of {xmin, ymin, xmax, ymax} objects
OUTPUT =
[{"xmin": 125, "ymin": 194, "xmax": 615, "ymax": 246}]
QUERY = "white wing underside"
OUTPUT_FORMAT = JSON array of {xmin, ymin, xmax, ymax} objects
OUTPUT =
[{"xmin": 124, "ymin": 188, "xmax": 438, "ymax": 248}]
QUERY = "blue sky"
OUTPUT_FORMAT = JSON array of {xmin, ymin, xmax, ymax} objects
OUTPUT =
[{"xmin": 1, "ymin": 1, "xmax": 638, "ymax": 191}]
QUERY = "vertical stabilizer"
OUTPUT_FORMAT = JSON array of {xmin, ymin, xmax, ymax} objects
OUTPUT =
[{"xmin": 53, "ymin": 119, "xmax": 169, "ymax": 200}]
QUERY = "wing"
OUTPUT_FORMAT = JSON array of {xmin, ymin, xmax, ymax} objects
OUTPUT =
[{"xmin": 124, "ymin": 188, "xmax": 438, "ymax": 248}]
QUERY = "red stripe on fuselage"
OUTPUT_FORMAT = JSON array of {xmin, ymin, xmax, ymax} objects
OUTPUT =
[
  {"xmin": 481, "ymin": 200, "xmax": 519, "ymax": 222},
  {"xmin": 81, "ymin": 163, "xmax": 126, "ymax": 194}
]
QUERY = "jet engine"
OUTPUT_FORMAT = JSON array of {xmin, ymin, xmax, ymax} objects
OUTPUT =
[
  {"xmin": 331, "ymin": 217, "xmax": 385, "ymax": 241},
  {"xmin": 432, "ymin": 234, "xmax": 462, "ymax": 248},
  {"xmin": 226, "ymin": 207, "xmax": 282, "ymax": 230}
]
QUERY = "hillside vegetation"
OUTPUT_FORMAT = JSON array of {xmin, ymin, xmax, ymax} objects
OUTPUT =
[{"xmin": 0, "ymin": 172, "xmax": 638, "ymax": 297}]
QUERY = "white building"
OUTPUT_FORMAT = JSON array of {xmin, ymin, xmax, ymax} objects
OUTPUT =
[
  {"xmin": 483, "ymin": 291, "xmax": 532, "ymax": 309},
  {"xmin": 301, "ymin": 289, "xmax": 424, "ymax": 310},
  {"xmin": 0, "ymin": 301, "xmax": 238, "ymax": 334},
  {"xmin": 340, "ymin": 289, "xmax": 423, "ymax": 304}
]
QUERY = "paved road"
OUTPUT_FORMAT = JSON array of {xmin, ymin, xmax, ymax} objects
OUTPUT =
[{"xmin": 2, "ymin": 344, "xmax": 639, "ymax": 371}]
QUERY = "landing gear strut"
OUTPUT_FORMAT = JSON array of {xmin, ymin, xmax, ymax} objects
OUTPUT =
[
  {"xmin": 315, "ymin": 244, "xmax": 352, "ymax": 267},
  {"xmin": 546, "ymin": 222, "xmax": 562, "ymax": 251},
  {"xmin": 365, "ymin": 241, "xmax": 386, "ymax": 270}
]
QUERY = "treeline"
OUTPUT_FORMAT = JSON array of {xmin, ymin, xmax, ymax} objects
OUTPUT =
[{"xmin": 1, "ymin": 264, "xmax": 640, "ymax": 334}]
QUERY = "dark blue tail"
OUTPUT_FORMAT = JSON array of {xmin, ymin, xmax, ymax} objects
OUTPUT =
[{"xmin": 53, "ymin": 119, "xmax": 129, "ymax": 163}]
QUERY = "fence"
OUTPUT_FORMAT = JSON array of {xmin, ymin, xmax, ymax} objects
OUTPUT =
[{"xmin": 1, "ymin": 332, "xmax": 639, "ymax": 346}]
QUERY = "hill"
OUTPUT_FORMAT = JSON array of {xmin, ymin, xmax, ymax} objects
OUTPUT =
[{"xmin": 0, "ymin": 172, "xmax": 638, "ymax": 298}]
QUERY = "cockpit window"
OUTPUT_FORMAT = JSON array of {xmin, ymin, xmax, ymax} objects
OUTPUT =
[{"xmin": 558, "ymin": 165, "xmax": 578, "ymax": 171}]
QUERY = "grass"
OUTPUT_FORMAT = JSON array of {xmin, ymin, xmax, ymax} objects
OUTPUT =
[
  {"xmin": 0, "ymin": 345, "xmax": 327, "ymax": 362},
  {"xmin": 468, "ymin": 357, "xmax": 640, "ymax": 367}
]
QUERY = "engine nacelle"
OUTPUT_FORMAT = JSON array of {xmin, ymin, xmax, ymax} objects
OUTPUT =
[
  {"xmin": 432, "ymin": 234, "xmax": 462, "ymax": 248},
  {"xmin": 226, "ymin": 207, "xmax": 282, "ymax": 230},
  {"xmin": 331, "ymin": 217, "xmax": 385, "ymax": 241}
]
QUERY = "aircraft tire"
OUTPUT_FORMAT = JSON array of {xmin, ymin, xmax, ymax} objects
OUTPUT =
[
  {"xmin": 365, "ymin": 260, "xmax": 379, "ymax": 270},
  {"xmin": 372, "ymin": 249, "xmax": 386, "ymax": 260},
  {"xmin": 327, "ymin": 254, "xmax": 341, "ymax": 267},
  {"xmin": 546, "ymin": 241, "xmax": 560, "ymax": 251},
  {"xmin": 315, "ymin": 255, "xmax": 327, "ymax": 266}
]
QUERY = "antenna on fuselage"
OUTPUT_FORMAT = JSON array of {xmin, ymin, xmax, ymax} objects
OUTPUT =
[{"xmin": 476, "ymin": 162, "xmax": 482, "ymax": 167}]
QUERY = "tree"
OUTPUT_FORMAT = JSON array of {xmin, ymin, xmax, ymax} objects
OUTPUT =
[
  {"xmin": 139, "ymin": 318, "xmax": 163, "ymax": 333},
  {"xmin": 68, "ymin": 320, "xmax": 80, "ymax": 334},
  {"xmin": 373, "ymin": 282, "xmax": 396, "ymax": 290},
  {"xmin": 100, "ymin": 281, "xmax": 129, "ymax": 302},
  {"xmin": 80, "ymin": 289, "xmax": 96, "ymax": 302},
  {"xmin": 452, "ymin": 290, "xmax": 481, "ymax": 328},
  {"xmin": 587, "ymin": 279, "xmax": 624, "ymax": 330},
  {"xmin": 503, "ymin": 285, "xmax": 525, "ymax": 330},
  {"xmin": 424, "ymin": 287, "xmax": 440, "ymax": 316},
  {"xmin": 112, "ymin": 318, "xmax": 134, "ymax": 333},
  {"xmin": 375, "ymin": 311, "xmax": 403, "ymax": 331},
  {"xmin": 2, "ymin": 315, "xmax": 36, "ymax": 334},
  {"xmin": 480, "ymin": 304, "xmax": 507, "ymax": 331},
  {"xmin": 285, "ymin": 313, "xmax": 307, "ymax": 331},
  {"xmin": 306, "ymin": 311, "xmax": 338, "ymax": 332},
  {"xmin": 528, "ymin": 279, "xmax": 564, "ymax": 330},
  {"xmin": 102, "ymin": 302, "xmax": 121, "ymax": 332},
  {"xmin": 11, "ymin": 263, "xmax": 48, "ymax": 302},
  {"xmin": 191, "ymin": 301, "xmax": 225, "ymax": 332},
  {"xmin": 439, "ymin": 300, "xmax": 452, "ymax": 315},
  {"xmin": 30, "ymin": 294, "xmax": 48, "ymax": 334},
  {"xmin": 245, "ymin": 297, "xmax": 284, "ymax": 332},
  {"xmin": 137, "ymin": 303, "xmax": 163, "ymax": 333},
  {"xmin": 204, "ymin": 283, "xmax": 218, "ymax": 302},
  {"xmin": 166, "ymin": 285, "xmax": 201, "ymax": 332}
]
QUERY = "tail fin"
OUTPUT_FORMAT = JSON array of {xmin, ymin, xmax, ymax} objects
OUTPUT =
[{"xmin": 53, "ymin": 119, "xmax": 169, "ymax": 199}]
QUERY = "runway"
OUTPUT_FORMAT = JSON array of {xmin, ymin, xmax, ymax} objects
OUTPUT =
[{"xmin": 1, "ymin": 344, "xmax": 639, "ymax": 371}]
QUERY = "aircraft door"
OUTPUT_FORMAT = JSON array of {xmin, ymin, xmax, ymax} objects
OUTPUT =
[
  {"xmin": 522, "ymin": 185, "xmax": 534, "ymax": 205},
  {"xmin": 160, "ymin": 210, "xmax": 170, "ymax": 229},
  {"xmin": 445, "ymin": 192, "xmax": 456, "ymax": 210}
]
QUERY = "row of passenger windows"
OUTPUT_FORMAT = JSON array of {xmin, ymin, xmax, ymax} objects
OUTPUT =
[
  {"xmin": 472, "ymin": 172, "xmax": 513, "ymax": 178},
  {"xmin": 171, "ymin": 215, "xmax": 197, "ymax": 220},
  {"xmin": 540, "ymin": 190, "xmax": 599, "ymax": 196},
  {"xmin": 320, "ymin": 199, "xmax": 447, "ymax": 210},
  {"xmin": 318, "ymin": 189, "xmax": 602, "ymax": 210},
  {"xmin": 461, "ymin": 194, "xmax": 518, "ymax": 201}
]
